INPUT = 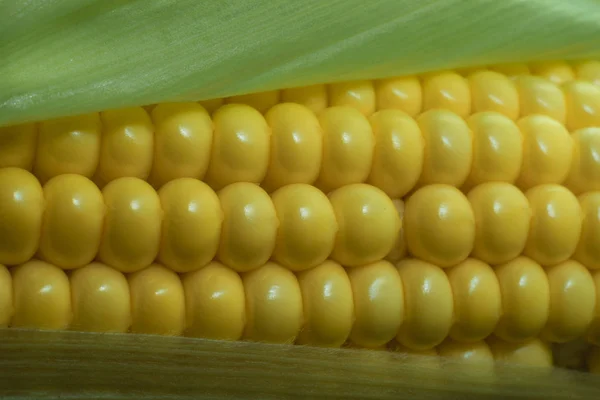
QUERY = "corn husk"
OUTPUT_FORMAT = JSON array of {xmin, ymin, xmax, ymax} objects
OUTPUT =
[{"xmin": 1, "ymin": 0, "xmax": 600, "ymax": 126}]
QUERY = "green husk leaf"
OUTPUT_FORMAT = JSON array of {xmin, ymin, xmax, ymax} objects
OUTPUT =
[{"xmin": 1, "ymin": 0, "xmax": 600, "ymax": 126}]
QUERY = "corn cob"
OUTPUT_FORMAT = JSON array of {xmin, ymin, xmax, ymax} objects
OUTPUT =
[{"xmin": 1, "ymin": 62, "xmax": 600, "ymax": 374}]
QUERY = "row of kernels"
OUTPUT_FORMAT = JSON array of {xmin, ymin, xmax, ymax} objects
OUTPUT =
[
  {"xmin": 418, "ymin": 61, "xmax": 600, "ymax": 122},
  {"xmin": 0, "ymin": 254, "xmax": 571, "ymax": 372},
  {"xmin": 374, "ymin": 109, "xmax": 600, "ymax": 196},
  {"xmin": 393, "ymin": 257, "xmax": 563, "ymax": 348},
  {"xmin": 3, "ymin": 69, "xmax": 600, "ymax": 187},
  {"xmin": 0, "ymin": 108, "xmax": 147, "ymax": 183},
  {"xmin": 521, "ymin": 121, "xmax": 600, "ymax": 196},
  {"xmin": 1, "ymin": 260, "xmax": 296, "ymax": 340},
  {"xmin": 2, "ymin": 255, "xmax": 598, "ymax": 351},
  {"xmin": 195, "ymin": 61, "xmax": 599, "ymax": 123},
  {"xmin": 492, "ymin": 61, "xmax": 579, "ymax": 85},
  {"xmin": 309, "ymin": 256, "xmax": 597, "ymax": 347},
  {"xmin": 4, "ymin": 101, "xmax": 600, "ymax": 202},
  {"xmin": 0, "ymin": 257, "xmax": 522, "ymax": 342},
  {"xmin": 405, "ymin": 110, "xmax": 600, "ymax": 195},
  {"xmin": 389, "ymin": 337, "xmax": 552, "ymax": 372},
  {"xmin": 435, "ymin": 337, "xmax": 554, "ymax": 371},
  {"xmin": 4, "ymin": 163, "xmax": 600, "ymax": 275},
  {"xmin": 573, "ymin": 60, "xmax": 600, "ymax": 87},
  {"xmin": 249, "ymin": 103, "xmax": 593, "ymax": 196},
  {"xmin": 404, "ymin": 183, "xmax": 569, "ymax": 268},
  {"xmin": 531, "ymin": 62, "xmax": 578, "ymax": 85},
  {"xmin": 406, "ymin": 182, "xmax": 600, "ymax": 271},
  {"xmin": 0, "ymin": 103, "xmax": 420, "ymax": 196},
  {"xmin": 1, "ymin": 260, "xmax": 183, "ymax": 334},
  {"xmin": 402, "ymin": 182, "xmax": 600, "ymax": 271},
  {"xmin": 519, "ymin": 60, "xmax": 600, "ymax": 86},
  {"xmin": 0, "ymin": 259, "xmax": 342, "ymax": 342},
  {"xmin": 272, "ymin": 73, "xmax": 600, "ymax": 130},
  {"xmin": 0, "ymin": 168, "xmax": 399, "ymax": 271},
  {"xmin": 0, "ymin": 104, "xmax": 600, "ymax": 203}
]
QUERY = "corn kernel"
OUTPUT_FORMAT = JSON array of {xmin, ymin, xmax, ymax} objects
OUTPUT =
[
  {"xmin": 35, "ymin": 113, "xmax": 101, "ymax": 183},
  {"xmin": 396, "ymin": 259, "xmax": 453, "ymax": 350},
  {"xmin": 280, "ymin": 84, "xmax": 327, "ymax": 114},
  {"xmin": 573, "ymin": 60, "xmax": 600, "ymax": 86},
  {"xmin": 404, "ymin": 184, "xmax": 475, "ymax": 268},
  {"xmin": 464, "ymin": 112, "xmax": 522, "ymax": 190},
  {"xmin": 297, "ymin": 260, "xmax": 353, "ymax": 347},
  {"xmin": 97, "ymin": 107, "xmax": 154, "ymax": 186},
  {"xmin": 348, "ymin": 260, "xmax": 403, "ymax": 348},
  {"xmin": 422, "ymin": 71, "xmax": 471, "ymax": 118},
  {"xmin": 574, "ymin": 192, "xmax": 600, "ymax": 270},
  {"xmin": 467, "ymin": 182, "xmax": 530, "ymax": 265},
  {"xmin": 524, "ymin": 184, "xmax": 582, "ymax": 266},
  {"xmin": 374, "ymin": 76, "xmax": 422, "ymax": 116},
  {"xmin": 543, "ymin": 260, "xmax": 595, "ymax": 343},
  {"xmin": 242, "ymin": 262, "xmax": 303, "ymax": 343},
  {"xmin": 315, "ymin": 106, "xmax": 373, "ymax": 193},
  {"xmin": 98, "ymin": 177, "xmax": 162, "ymax": 273},
  {"xmin": 416, "ymin": 109, "xmax": 472, "ymax": 188},
  {"xmin": 367, "ymin": 109, "xmax": 424, "ymax": 198},
  {"xmin": 149, "ymin": 103, "xmax": 212, "ymax": 188},
  {"xmin": 445, "ymin": 258, "xmax": 501, "ymax": 342},
  {"xmin": 129, "ymin": 264, "xmax": 185, "ymax": 336},
  {"xmin": 515, "ymin": 76, "xmax": 566, "ymax": 123},
  {"xmin": 516, "ymin": 115, "xmax": 573, "ymax": 190},
  {"xmin": 0, "ymin": 123, "xmax": 37, "ymax": 170},
  {"xmin": 157, "ymin": 178, "xmax": 222, "ymax": 273},
  {"xmin": 39, "ymin": 174, "xmax": 104, "ymax": 269},
  {"xmin": 205, "ymin": 104, "xmax": 270, "ymax": 190},
  {"xmin": 262, "ymin": 103, "xmax": 322, "ymax": 192},
  {"xmin": 0, "ymin": 168, "xmax": 44, "ymax": 266},
  {"xmin": 385, "ymin": 199, "xmax": 407, "ymax": 263},
  {"xmin": 182, "ymin": 262, "xmax": 245, "ymax": 340},
  {"xmin": 271, "ymin": 184, "xmax": 337, "ymax": 271},
  {"xmin": 565, "ymin": 127, "xmax": 600, "ymax": 195},
  {"xmin": 468, "ymin": 70, "xmax": 519, "ymax": 120},
  {"xmin": 494, "ymin": 256, "xmax": 550, "ymax": 342},
  {"xmin": 563, "ymin": 80, "xmax": 600, "ymax": 131},
  {"xmin": 217, "ymin": 182, "xmax": 278, "ymax": 272},
  {"xmin": 328, "ymin": 80, "xmax": 376, "ymax": 116},
  {"xmin": 70, "ymin": 262, "xmax": 131, "ymax": 333},
  {"xmin": 11, "ymin": 260, "xmax": 71, "ymax": 330},
  {"xmin": 328, "ymin": 183, "xmax": 400, "ymax": 267}
]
